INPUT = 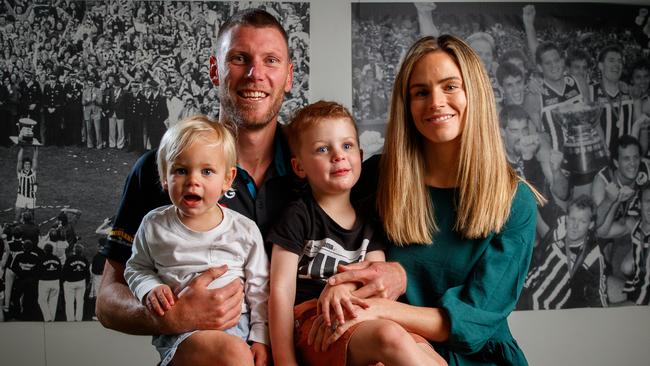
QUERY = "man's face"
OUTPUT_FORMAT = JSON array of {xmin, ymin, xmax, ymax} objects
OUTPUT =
[
  {"xmin": 503, "ymin": 118, "xmax": 529, "ymax": 154},
  {"xmin": 632, "ymin": 68, "xmax": 650, "ymax": 95},
  {"xmin": 213, "ymin": 25, "xmax": 293, "ymax": 130},
  {"xmin": 566, "ymin": 205, "xmax": 593, "ymax": 242},
  {"xmin": 539, "ymin": 49, "xmax": 564, "ymax": 82},
  {"xmin": 599, "ymin": 51, "xmax": 623, "ymax": 83},
  {"xmin": 23, "ymin": 160, "xmax": 31, "ymax": 170},
  {"xmin": 615, "ymin": 144, "xmax": 641, "ymax": 181},
  {"xmin": 502, "ymin": 75, "xmax": 525, "ymax": 106},
  {"xmin": 569, "ymin": 59, "xmax": 589, "ymax": 80}
]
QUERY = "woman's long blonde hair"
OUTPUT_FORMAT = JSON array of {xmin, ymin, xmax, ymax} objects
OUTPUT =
[{"xmin": 378, "ymin": 35, "xmax": 543, "ymax": 244}]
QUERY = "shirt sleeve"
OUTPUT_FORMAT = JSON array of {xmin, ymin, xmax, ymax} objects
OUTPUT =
[
  {"xmin": 101, "ymin": 150, "xmax": 169, "ymax": 264},
  {"xmin": 243, "ymin": 222, "xmax": 271, "ymax": 345},
  {"xmin": 265, "ymin": 199, "xmax": 309, "ymax": 255},
  {"xmin": 123, "ymin": 215, "xmax": 164, "ymax": 303},
  {"xmin": 440, "ymin": 183, "xmax": 537, "ymax": 355}
]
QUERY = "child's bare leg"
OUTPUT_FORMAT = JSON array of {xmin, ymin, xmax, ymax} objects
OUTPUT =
[
  {"xmin": 347, "ymin": 319, "xmax": 446, "ymax": 366},
  {"xmin": 170, "ymin": 330, "xmax": 253, "ymax": 366}
]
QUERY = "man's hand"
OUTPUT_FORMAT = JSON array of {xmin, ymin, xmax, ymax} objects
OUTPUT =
[
  {"xmin": 172, "ymin": 266, "xmax": 244, "ymax": 331},
  {"xmin": 522, "ymin": 5, "xmax": 536, "ymax": 27},
  {"xmin": 327, "ymin": 261, "xmax": 406, "ymax": 300}
]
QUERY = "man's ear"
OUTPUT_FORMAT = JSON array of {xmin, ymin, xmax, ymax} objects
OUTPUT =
[
  {"xmin": 613, "ymin": 158, "xmax": 619, "ymax": 170},
  {"xmin": 291, "ymin": 157, "xmax": 306, "ymax": 178},
  {"xmin": 284, "ymin": 63, "xmax": 294, "ymax": 93},
  {"xmin": 209, "ymin": 55, "xmax": 219, "ymax": 87}
]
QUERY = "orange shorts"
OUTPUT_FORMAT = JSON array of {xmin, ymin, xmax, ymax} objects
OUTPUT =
[{"xmin": 293, "ymin": 299, "xmax": 431, "ymax": 366}]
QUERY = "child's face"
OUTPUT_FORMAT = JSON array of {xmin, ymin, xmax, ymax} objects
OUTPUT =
[
  {"xmin": 291, "ymin": 118, "xmax": 362, "ymax": 197},
  {"xmin": 163, "ymin": 140, "xmax": 235, "ymax": 227}
]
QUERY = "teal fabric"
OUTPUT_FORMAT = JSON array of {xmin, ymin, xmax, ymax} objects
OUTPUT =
[{"xmin": 386, "ymin": 182, "xmax": 536, "ymax": 366}]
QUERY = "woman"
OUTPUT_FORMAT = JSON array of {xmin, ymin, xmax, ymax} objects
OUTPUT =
[{"xmin": 315, "ymin": 35, "xmax": 543, "ymax": 365}]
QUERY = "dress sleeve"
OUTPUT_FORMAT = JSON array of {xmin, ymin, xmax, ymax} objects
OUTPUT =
[{"xmin": 440, "ymin": 183, "xmax": 537, "ymax": 354}]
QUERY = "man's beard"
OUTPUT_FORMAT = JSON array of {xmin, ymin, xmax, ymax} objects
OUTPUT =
[{"xmin": 218, "ymin": 87, "xmax": 284, "ymax": 131}]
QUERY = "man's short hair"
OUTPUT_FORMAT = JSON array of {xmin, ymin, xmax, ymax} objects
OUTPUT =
[
  {"xmin": 598, "ymin": 44, "xmax": 623, "ymax": 64},
  {"xmin": 496, "ymin": 62, "xmax": 524, "ymax": 87},
  {"xmin": 566, "ymin": 48, "xmax": 591, "ymax": 67},
  {"xmin": 613, "ymin": 134, "xmax": 641, "ymax": 162},
  {"xmin": 216, "ymin": 8, "xmax": 289, "ymax": 56},
  {"xmin": 499, "ymin": 105, "xmax": 530, "ymax": 129},
  {"xmin": 499, "ymin": 49, "xmax": 528, "ymax": 69},
  {"xmin": 284, "ymin": 100, "xmax": 357, "ymax": 156},
  {"xmin": 535, "ymin": 42, "xmax": 561, "ymax": 65},
  {"xmin": 568, "ymin": 194, "xmax": 596, "ymax": 218}
]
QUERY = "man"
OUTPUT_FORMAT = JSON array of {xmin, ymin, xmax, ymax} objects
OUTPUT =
[
  {"xmin": 589, "ymin": 45, "xmax": 635, "ymax": 158},
  {"xmin": 82, "ymin": 76, "xmax": 103, "ymax": 149},
  {"xmin": 42, "ymin": 72, "xmax": 66, "ymax": 146},
  {"xmin": 143, "ymin": 79, "xmax": 167, "ymax": 149},
  {"xmin": 15, "ymin": 146, "xmax": 38, "ymax": 223},
  {"xmin": 125, "ymin": 81, "xmax": 143, "ymax": 152},
  {"xmin": 522, "ymin": 195, "xmax": 607, "ymax": 309},
  {"xmin": 523, "ymin": 42, "xmax": 585, "ymax": 153},
  {"xmin": 18, "ymin": 72, "xmax": 42, "ymax": 140},
  {"xmin": 63, "ymin": 72, "xmax": 84, "ymax": 146},
  {"xmin": 97, "ymin": 9, "xmax": 298, "ymax": 346},
  {"xmin": 592, "ymin": 135, "xmax": 650, "ymax": 293},
  {"xmin": 105, "ymin": 75, "xmax": 128, "ymax": 149},
  {"xmin": 599, "ymin": 183, "xmax": 650, "ymax": 305}
]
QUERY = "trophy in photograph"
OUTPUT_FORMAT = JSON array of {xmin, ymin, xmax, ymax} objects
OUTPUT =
[
  {"xmin": 13, "ymin": 118, "xmax": 40, "ymax": 145},
  {"xmin": 551, "ymin": 102, "xmax": 609, "ymax": 185}
]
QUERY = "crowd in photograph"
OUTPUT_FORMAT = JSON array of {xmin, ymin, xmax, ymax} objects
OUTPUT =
[
  {"xmin": 0, "ymin": 0, "xmax": 309, "ymax": 151},
  {"xmin": 353, "ymin": 2, "xmax": 650, "ymax": 309}
]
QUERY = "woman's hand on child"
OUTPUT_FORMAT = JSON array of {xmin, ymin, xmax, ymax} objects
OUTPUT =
[
  {"xmin": 317, "ymin": 282, "xmax": 368, "ymax": 327},
  {"xmin": 145, "ymin": 284, "xmax": 175, "ymax": 316},
  {"xmin": 250, "ymin": 342, "xmax": 270, "ymax": 366}
]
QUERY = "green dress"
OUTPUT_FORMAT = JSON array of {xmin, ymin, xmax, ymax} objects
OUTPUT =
[{"xmin": 386, "ymin": 182, "xmax": 536, "ymax": 366}]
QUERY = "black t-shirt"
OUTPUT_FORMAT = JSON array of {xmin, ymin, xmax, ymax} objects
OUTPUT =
[
  {"xmin": 266, "ymin": 193, "xmax": 385, "ymax": 305},
  {"xmin": 101, "ymin": 131, "xmax": 301, "ymax": 264},
  {"xmin": 62, "ymin": 254, "xmax": 89, "ymax": 282}
]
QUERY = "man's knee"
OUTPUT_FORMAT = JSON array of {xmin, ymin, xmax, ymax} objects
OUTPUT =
[{"xmin": 173, "ymin": 330, "xmax": 253, "ymax": 366}]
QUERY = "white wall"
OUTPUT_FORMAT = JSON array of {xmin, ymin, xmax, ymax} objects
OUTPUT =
[{"xmin": 3, "ymin": 1, "xmax": 650, "ymax": 365}]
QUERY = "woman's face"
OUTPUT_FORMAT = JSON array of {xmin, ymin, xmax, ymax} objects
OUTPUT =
[{"xmin": 409, "ymin": 51, "xmax": 467, "ymax": 146}]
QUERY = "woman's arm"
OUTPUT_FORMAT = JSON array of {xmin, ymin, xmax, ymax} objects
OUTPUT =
[{"xmin": 269, "ymin": 245, "xmax": 300, "ymax": 366}]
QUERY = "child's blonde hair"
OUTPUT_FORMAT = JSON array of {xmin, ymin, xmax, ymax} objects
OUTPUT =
[
  {"xmin": 157, "ymin": 115, "xmax": 237, "ymax": 186},
  {"xmin": 284, "ymin": 100, "xmax": 358, "ymax": 156}
]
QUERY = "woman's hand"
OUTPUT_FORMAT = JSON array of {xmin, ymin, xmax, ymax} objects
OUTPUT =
[{"xmin": 308, "ymin": 298, "xmax": 391, "ymax": 352}]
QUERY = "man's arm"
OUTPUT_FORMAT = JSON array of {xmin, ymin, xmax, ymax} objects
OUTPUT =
[
  {"xmin": 96, "ymin": 259, "xmax": 243, "ymax": 335},
  {"xmin": 16, "ymin": 146, "xmax": 23, "ymax": 175},
  {"xmin": 32, "ymin": 146, "xmax": 38, "ymax": 172},
  {"xmin": 327, "ymin": 261, "xmax": 407, "ymax": 300}
]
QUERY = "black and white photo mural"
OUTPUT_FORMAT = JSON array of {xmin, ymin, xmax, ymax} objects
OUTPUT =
[
  {"xmin": 0, "ymin": 0, "xmax": 310, "ymax": 322},
  {"xmin": 352, "ymin": 2, "xmax": 650, "ymax": 310}
]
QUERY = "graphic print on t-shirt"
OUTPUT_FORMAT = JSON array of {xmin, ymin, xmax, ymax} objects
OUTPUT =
[{"xmin": 297, "ymin": 237, "xmax": 370, "ymax": 280}]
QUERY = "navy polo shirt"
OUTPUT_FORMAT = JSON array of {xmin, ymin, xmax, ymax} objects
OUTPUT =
[{"xmin": 101, "ymin": 131, "xmax": 300, "ymax": 264}]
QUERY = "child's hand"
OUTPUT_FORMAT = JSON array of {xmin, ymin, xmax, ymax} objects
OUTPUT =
[
  {"xmin": 145, "ymin": 284, "xmax": 175, "ymax": 316},
  {"xmin": 317, "ymin": 282, "xmax": 369, "ymax": 328},
  {"xmin": 250, "ymin": 342, "xmax": 269, "ymax": 366}
]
